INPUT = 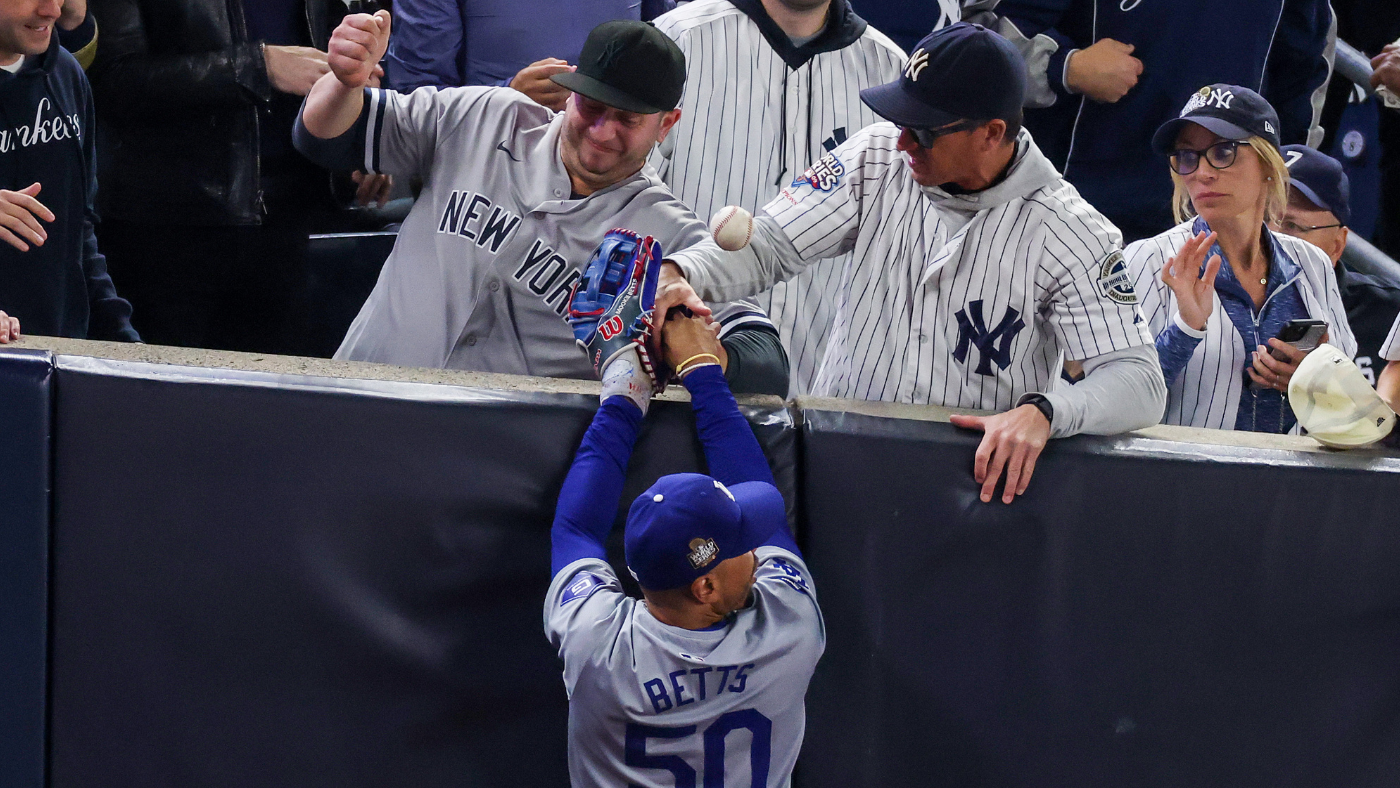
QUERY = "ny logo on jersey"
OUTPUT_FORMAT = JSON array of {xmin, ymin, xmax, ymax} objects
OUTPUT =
[
  {"xmin": 954, "ymin": 301, "xmax": 1025, "ymax": 376},
  {"xmin": 904, "ymin": 49, "xmax": 930, "ymax": 82},
  {"xmin": 821, "ymin": 127, "xmax": 848, "ymax": 153}
]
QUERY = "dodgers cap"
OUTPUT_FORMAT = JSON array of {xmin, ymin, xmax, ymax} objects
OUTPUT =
[
  {"xmin": 1153, "ymin": 84, "xmax": 1282, "ymax": 155},
  {"xmin": 1281, "ymin": 144, "xmax": 1351, "ymax": 226},
  {"xmin": 1288, "ymin": 344, "xmax": 1396, "ymax": 448},
  {"xmin": 551, "ymin": 20, "xmax": 686, "ymax": 114},
  {"xmin": 624, "ymin": 473, "xmax": 786, "ymax": 591},
  {"xmin": 860, "ymin": 22, "xmax": 1027, "ymax": 129}
]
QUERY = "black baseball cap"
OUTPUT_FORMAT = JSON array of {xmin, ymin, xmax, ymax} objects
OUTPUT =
[
  {"xmin": 860, "ymin": 23, "xmax": 1027, "ymax": 129},
  {"xmin": 551, "ymin": 21, "xmax": 685, "ymax": 114},
  {"xmin": 1281, "ymin": 144, "xmax": 1351, "ymax": 226},
  {"xmin": 1152, "ymin": 84, "xmax": 1282, "ymax": 155}
]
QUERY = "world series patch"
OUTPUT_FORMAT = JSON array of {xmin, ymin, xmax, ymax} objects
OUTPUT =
[
  {"xmin": 1094, "ymin": 250, "xmax": 1137, "ymax": 305},
  {"xmin": 792, "ymin": 151, "xmax": 845, "ymax": 192}
]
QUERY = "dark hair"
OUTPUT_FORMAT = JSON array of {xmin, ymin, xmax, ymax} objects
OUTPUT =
[{"xmin": 1000, "ymin": 112, "xmax": 1022, "ymax": 145}]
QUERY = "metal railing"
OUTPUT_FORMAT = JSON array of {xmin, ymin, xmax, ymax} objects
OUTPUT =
[{"xmin": 1333, "ymin": 39, "xmax": 1400, "ymax": 285}]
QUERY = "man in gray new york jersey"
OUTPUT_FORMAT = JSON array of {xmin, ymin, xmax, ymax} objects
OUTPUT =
[{"xmin": 295, "ymin": 14, "xmax": 789, "ymax": 393}]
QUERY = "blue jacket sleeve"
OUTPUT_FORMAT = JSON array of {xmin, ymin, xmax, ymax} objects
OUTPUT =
[
  {"xmin": 80, "ymin": 79, "xmax": 138, "ymax": 342},
  {"xmin": 384, "ymin": 0, "xmax": 464, "ymax": 90},
  {"xmin": 1155, "ymin": 322, "xmax": 1203, "ymax": 388},
  {"xmin": 681, "ymin": 365, "xmax": 799, "ymax": 554},
  {"xmin": 1263, "ymin": 0, "xmax": 1334, "ymax": 147},
  {"xmin": 550, "ymin": 397, "xmax": 645, "ymax": 575}
]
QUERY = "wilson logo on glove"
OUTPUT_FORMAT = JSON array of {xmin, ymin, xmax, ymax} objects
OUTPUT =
[{"xmin": 598, "ymin": 315, "xmax": 625, "ymax": 341}]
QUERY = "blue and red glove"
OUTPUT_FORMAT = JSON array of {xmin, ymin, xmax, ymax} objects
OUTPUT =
[{"xmin": 568, "ymin": 229, "xmax": 670, "ymax": 393}]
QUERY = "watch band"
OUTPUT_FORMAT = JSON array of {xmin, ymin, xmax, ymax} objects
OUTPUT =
[{"xmin": 1021, "ymin": 393, "xmax": 1054, "ymax": 425}]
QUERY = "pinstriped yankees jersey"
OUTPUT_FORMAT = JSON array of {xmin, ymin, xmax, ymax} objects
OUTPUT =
[
  {"xmin": 650, "ymin": 0, "xmax": 907, "ymax": 396},
  {"xmin": 674, "ymin": 124, "xmax": 1153, "ymax": 407},
  {"xmin": 1382, "ymin": 313, "xmax": 1400, "ymax": 362},
  {"xmin": 1127, "ymin": 221, "xmax": 1356, "ymax": 430}
]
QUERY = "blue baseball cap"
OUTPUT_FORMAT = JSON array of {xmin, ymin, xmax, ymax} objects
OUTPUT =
[
  {"xmin": 1152, "ymin": 84, "xmax": 1282, "ymax": 155},
  {"xmin": 624, "ymin": 474, "xmax": 786, "ymax": 591},
  {"xmin": 860, "ymin": 23, "xmax": 1027, "ymax": 129},
  {"xmin": 1281, "ymin": 144, "xmax": 1351, "ymax": 226}
]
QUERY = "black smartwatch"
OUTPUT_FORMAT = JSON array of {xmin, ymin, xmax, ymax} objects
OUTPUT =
[{"xmin": 1020, "ymin": 393, "xmax": 1054, "ymax": 426}]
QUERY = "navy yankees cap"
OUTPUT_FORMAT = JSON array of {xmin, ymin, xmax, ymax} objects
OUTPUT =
[
  {"xmin": 1152, "ymin": 84, "xmax": 1282, "ymax": 155},
  {"xmin": 624, "ymin": 474, "xmax": 786, "ymax": 591},
  {"xmin": 551, "ymin": 20, "xmax": 685, "ymax": 114},
  {"xmin": 1281, "ymin": 144, "xmax": 1351, "ymax": 226},
  {"xmin": 860, "ymin": 22, "xmax": 1027, "ymax": 129}
]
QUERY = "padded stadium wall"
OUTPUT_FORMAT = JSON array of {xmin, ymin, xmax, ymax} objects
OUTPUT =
[{"xmin": 0, "ymin": 339, "xmax": 1398, "ymax": 787}]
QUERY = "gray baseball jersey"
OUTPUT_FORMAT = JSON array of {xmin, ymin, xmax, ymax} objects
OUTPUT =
[
  {"xmin": 1382, "ymin": 312, "xmax": 1400, "ymax": 362},
  {"xmin": 299, "ymin": 86, "xmax": 768, "ymax": 377},
  {"xmin": 650, "ymin": 0, "xmax": 907, "ymax": 396},
  {"xmin": 670, "ymin": 124, "xmax": 1154, "ymax": 407},
  {"xmin": 545, "ymin": 547, "xmax": 824, "ymax": 788}
]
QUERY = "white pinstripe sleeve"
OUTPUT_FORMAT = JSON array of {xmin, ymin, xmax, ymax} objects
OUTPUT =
[
  {"xmin": 1126, "ymin": 236, "xmax": 1173, "ymax": 338},
  {"xmin": 761, "ymin": 130, "xmax": 878, "ymax": 261},
  {"xmin": 1383, "ymin": 313, "xmax": 1400, "ymax": 361},
  {"xmin": 1037, "ymin": 207, "xmax": 1153, "ymax": 360}
]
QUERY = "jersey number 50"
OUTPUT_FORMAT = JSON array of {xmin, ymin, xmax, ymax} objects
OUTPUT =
[{"xmin": 625, "ymin": 708, "xmax": 772, "ymax": 788}]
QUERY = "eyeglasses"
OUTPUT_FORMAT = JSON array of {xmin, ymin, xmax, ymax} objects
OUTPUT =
[
  {"xmin": 901, "ymin": 119, "xmax": 981, "ymax": 148},
  {"xmin": 1277, "ymin": 217, "xmax": 1343, "ymax": 234},
  {"xmin": 1170, "ymin": 141, "xmax": 1240, "ymax": 175}
]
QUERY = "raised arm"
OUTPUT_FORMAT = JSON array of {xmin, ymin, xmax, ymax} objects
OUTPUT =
[{"xmin": 302, "ymin": 11, "xmax": 391, "ymax": 139}]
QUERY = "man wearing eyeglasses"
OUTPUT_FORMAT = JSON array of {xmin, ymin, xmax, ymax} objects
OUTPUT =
[
  {"xmin": 654, "ymin": 23, "xmax": 1166, "ymax": 505},
  {"xmin": 1275, "ymin": 145, "xmax": 1400, "ymax": 387}
]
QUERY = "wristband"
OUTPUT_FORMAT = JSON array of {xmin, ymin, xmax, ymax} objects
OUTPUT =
[
  {"xmin": 676, "ymin": 353, "xmax": 720, "ymax": 371},
  {"xmin": 1020, "ymin": 393, "xmax": 1054, "ymax": 426},
  {"xmin": 678, "ymin": 361, "xmax": 721, "ymax": 378}
]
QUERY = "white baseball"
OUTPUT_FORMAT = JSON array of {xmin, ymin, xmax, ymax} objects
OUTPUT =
[{"xmin": 709, "ymin": 206, "xmax": 753, "ymax": 252}]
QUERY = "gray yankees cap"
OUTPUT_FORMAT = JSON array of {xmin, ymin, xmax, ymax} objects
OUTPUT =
[{"xmin": 551, "ymin": 21, "xmax": 686, "ymax": 114}]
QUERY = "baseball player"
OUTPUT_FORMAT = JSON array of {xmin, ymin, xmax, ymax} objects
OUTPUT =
[
  {"xmin": 656, "ymin": 23, "xmax": 1167, "ymax": 504},
  {"xmin": 650, "ymin": 0, "xmax": 909, "ymax": 395},
  {"xmin": 293, "ymin": 15, "xmax": 789, "ymax": 394},
  {"xmin": 547, "ymin": 238, "xmax": 823, "ymax": 787}
]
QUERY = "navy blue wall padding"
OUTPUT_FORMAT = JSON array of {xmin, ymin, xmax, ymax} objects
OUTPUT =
[
  {"xmin": 797, "ymin": 408, "xmax": 1400, "ymax": 788},
  {"xmin": 45, "ymin": 359, "xmax": 795, "ymax": 787},
  {"xmin": 0, "ymin": 349, "xmax": 52, "ymax": 788}
]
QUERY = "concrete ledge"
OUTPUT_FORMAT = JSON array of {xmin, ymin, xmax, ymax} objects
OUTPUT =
[{"xmin": 4, "ymin": 336, "xmax": 1387, "ymax": 457}]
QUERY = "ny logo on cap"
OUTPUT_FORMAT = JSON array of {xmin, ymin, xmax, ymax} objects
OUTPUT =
[
  {"xmin": 597, "ymin": 38, "xmax": 626, "ymax": 71},
  {"xmin": 905, "ymin": 49, "xmax": 930, "ymax": 82},
  {"xmin": 687, "ymin": 537, "xmax": 719, "ymax": 569},
  {"xmin": 1180, "ymin": 86, "xmax": 1235, "ymax": 117}
]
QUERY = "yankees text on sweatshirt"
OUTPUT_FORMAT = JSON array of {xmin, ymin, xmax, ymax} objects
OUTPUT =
[{"xmin": 0, "ymin": 37, "xmax": 137, "ymax": 341}]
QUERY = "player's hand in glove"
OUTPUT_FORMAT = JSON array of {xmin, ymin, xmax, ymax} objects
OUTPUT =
[
  {"xmin": 949, "ymin": 405, "xmax": 1051, "ymax": 504},
  {"xmin": 569, "ymin": 229, "xmax": 671, "ymax": 400}
]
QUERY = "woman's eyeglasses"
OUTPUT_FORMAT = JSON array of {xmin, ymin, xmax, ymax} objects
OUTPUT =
[
  {"xmin": 900, "ymin": 119, "xmax": 981, "ymax": 148},
  {"xmin": 1171, "ymin": 140, "xmax": 1241, "ymax": 175}
]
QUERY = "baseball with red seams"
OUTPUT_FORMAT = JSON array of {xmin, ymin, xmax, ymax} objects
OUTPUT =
[{"xmin": 709, "ymin": 206, "xmax": 754, "ymax": 252}]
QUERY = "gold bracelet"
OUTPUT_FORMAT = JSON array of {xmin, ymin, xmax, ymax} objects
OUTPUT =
[
  {"xmin": 676, "ymin": 353, "xmax": 720, "ymax": 371},
  {"xmin": 678, "ymin": 361, "xmax": 721, "ymax": 378}
]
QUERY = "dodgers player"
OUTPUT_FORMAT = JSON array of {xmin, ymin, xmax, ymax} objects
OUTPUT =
[
  {"xmin": 650, "ymin": 0, "xmax": 908, "ymax": 395},
  {"xmin": 656, "ymin": 23, "xmax": 1167, "ymax": 504},
  {"xmin": 293, "ymin": 16, "xmax": 789, "ymax": 394},
  {"xmin": 546, "ymin": 316, "xmax": 823, "ymax": 788}
]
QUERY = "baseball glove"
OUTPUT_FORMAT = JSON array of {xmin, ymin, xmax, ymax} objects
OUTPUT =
[{"xmin": 567, "ymin": 229, "xmax": 670, "ymax": 392}]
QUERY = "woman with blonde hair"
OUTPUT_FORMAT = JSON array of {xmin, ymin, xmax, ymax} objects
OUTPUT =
[{"xmin": 1124, "ymin": 84, "xmax": 1354, "ymax": 432}]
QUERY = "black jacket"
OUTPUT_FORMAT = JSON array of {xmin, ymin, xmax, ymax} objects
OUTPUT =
[
  {"xmin": 0, "ymin": 41, "xmax": 138, "ymax": 340},
  {"xmin": 87, "ymin": 0, "xmax": 342, "ymax": 225}
]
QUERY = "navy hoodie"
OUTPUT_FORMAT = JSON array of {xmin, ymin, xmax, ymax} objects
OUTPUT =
[{"xmin": 0, "ymin": 38, "xmax": 137, "ymax": 341}]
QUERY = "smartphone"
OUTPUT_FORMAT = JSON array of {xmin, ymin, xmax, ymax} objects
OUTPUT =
[{"xmin": 1270, "ymin": 318, "xmax": 1327, "ymax": 360}]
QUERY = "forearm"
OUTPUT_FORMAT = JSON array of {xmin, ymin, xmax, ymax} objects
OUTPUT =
[
  {"xmin": 293, "ymin": 90, "xmax": 371, "ymax": 172},
  {"xmin": 721, "ymin": 327, "xmax": 789, "ymax": 397},
  {"xmin": 301, "ymin": 75, "xmax": 367, "ymax": 139},
  {"xmin": 1379, "ymin": 360, "xmax": 1400, "ymax": 412},
  {"xmin": 1154, "ymin": 316, "xmax": 1205, "ymax": 387},
  {"xmin": 58, "ymin": 15, "xmax": 98, "ymax": 69},
  {"xmin": 81, "ymin": 223, "xmax": 139, "ymax": 342},
  {"xmin": 682, "ymin": 365, "xmax": 775, "ymax": 487},
  {"xmin": 550, "ymin": 397, "xmax": 644, "ymax": 574},
  {"xmin": 668, "ymin": 214, "xmax": 811, "ymax": 303},
  {"xmin": 1038, "ymin": 344, "xmax": 1166, "ymax": 437}
]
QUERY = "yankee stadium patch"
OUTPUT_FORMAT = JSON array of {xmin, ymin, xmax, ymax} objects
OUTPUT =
[
  {"xmin": 1094, "ymin": 250, "xmax": 1137, "ymax": 305},
  {"xmin": 792, "ymin": 151, "xmax": 845, "ymax": 192},
  {"xmin": 560, "ymin": 572, "xmax": 606, "ymax": 606}
]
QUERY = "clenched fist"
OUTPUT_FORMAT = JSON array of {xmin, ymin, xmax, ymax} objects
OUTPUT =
[{"xmin": 329, "ymin": 10, "xmax": 391, "ymax": 90}]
